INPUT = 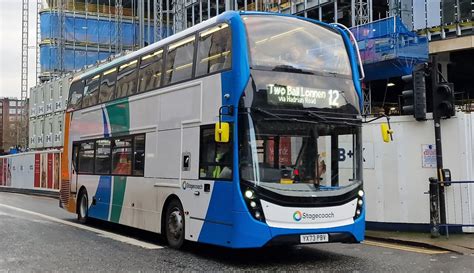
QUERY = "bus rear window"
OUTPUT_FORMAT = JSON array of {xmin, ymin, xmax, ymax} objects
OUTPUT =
[{"xmin": 243, "ymin": 15, "xmax": 352, "ymax": 76}]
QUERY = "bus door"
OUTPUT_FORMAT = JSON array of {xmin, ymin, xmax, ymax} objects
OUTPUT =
[{"xmin": 71, "ymin": 143, "xmax": 80, "ymax": 193}]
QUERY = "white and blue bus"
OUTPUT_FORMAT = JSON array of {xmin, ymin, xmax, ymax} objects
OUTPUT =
[{"xmin": 60, "ymin": 11, "xmax": 365, "ymax": 249}]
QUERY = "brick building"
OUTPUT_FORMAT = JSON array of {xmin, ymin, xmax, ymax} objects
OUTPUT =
[{"xmin": 0, "ymin": 98, "xmax": 28, "ymax": 154}]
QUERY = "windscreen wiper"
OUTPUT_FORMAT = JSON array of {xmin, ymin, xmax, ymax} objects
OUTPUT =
[
  {"xmin": 255, "ymin": 107, "xmax": 359, "ymax": 126},
  {"xmin": 271, "ymin": 65, "xmax": 314, "ymax": 75}
]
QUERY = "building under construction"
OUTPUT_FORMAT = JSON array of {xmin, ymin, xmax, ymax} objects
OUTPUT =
[{"xmin": 38, "ymin": 0, "xmax": 180, "ymax": 81}]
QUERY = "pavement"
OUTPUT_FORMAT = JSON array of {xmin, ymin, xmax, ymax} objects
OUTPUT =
[
  {"xmin": 0, "ymin": 186, "xmax": 59, "ymax": 199},
  {"xmin": 366, "ymin": 230, "xmax": 474, "ymax": 255}
]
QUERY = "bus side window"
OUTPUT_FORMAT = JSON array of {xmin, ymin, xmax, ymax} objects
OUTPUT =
[
  {"xmin": 67, "ymin": 80, "xmax": 85, "ymax": 111},
  {"xmin": 199, "ymin": 126, "xmax": 233, "ymax": 180},
  {"xmin": 78, "ymin": 141, "xmax": 95, "ymax": 174},
  {"xmin": 138, "ymin": 49, "xmax": 164, "ymax": 93},
  {"xmin": 72, "ymin": 143, "xmax": 80, "ymax": 172},
  {"xmin": 82, "ymin": 75, "xmax": 101, "ymax": 108},
  {"xmin": 95, "ymin": 139, "xmax": 111, "ymax": 174},
  {"xmin": 196, "ymin": 23, "xmax": 232, "ymax": 77},
  {"xmin": 164, "ymin": 36, "xmax": 196, "ymax": 85},
  {"xmin": 99, "ymin": 68, "xmax": 117, "ymax": 103},
  {"xmin": 133, "ymin": 135, "xmax": 145, "ymax": 176},
  {"xmin": 111, "ymin": 137, "xmax": 132, "ymax": 175},
  {"xmin": 116, "ymin": 60, "xmax": 138, "ymax": 99}
]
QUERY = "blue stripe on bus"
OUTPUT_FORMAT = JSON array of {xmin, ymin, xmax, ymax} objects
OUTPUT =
[
  {"xmin": 197, "ymin": 181, "xmax": 233, "ymax": 246},
  {"xmin": 101, "ymin": 107, "xmax": 110, "ymax": 138},
  {"xmin": 88, "ymin": 176, "xmax": 112, "ymax": 221}
]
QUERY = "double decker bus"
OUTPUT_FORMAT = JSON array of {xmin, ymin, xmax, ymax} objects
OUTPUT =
[{"xmin": 60, "ymin": 11, "xmax": 365, "ymax": 249}]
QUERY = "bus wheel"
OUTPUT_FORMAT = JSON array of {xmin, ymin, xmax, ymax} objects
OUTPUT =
[
  {"xmin": 165, "ymin": 199, "xmax": 185, "ymax": 249},
  {"xmin": 78, "ymin": 190, "xmax": 89, "ymax": 224}
]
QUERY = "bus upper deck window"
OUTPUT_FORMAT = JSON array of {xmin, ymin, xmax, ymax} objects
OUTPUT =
[
  {"xmin": 67, "ymin": 80, "xmax": 84, "ymax": 111},
  {"xmin": 82, "ymin": 75, "xmax": 101, "ymax": 108},
  {"xmin": 196, "ymin": 24, "xmax": 232, "ymax": 77},
  {"xmin": 164, "ymin": 36, "xmax": 195, "ymax": 85},
  {"xmin": 138, "ymin": 49, "xmax": 164, "ymax": 93}
]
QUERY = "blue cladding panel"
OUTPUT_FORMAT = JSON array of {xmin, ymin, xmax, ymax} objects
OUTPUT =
[
  {"xmin": 88, "ymin": 176, "xmax": 112, "ymax": 221},
  {"xmin": 39, "ymin": 12, "xmax": 173, "ymax": 73},
  {"xmin": 350, "ymin": 17, "xmax": 428, "ymax": 81}
]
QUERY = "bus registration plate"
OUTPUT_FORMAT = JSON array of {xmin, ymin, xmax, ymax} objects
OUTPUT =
[{"xmin": 300, "ymin": 234, "xmax": 329, "ymax": 243}]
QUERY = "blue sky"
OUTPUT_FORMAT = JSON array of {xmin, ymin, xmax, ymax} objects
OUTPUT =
[{"xmin": 0, "ymin": 0, "xmax": 39, "ymax": 99}]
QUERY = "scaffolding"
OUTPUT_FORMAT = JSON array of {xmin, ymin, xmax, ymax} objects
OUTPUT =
[
  {"xmin": 20, "ymin": 0, "xmax": 29, "ymax": 149},
  {"xmin": 37, "ymin": 0, "xmax": 174, "ymax": 81}
]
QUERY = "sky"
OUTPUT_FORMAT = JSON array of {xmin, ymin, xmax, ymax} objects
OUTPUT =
[{"xmin": 0, "ymin": 0, "xmax": 38, "ymax": 99}]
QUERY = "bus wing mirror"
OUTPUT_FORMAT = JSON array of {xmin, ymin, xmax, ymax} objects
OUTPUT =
[
  {"xmin": 380, "ymin": 123, "xmax": 394, "ymax": 143},
  {"xmin": 215, "ymin": 122, "xmax": 230, "ymax": 143}
]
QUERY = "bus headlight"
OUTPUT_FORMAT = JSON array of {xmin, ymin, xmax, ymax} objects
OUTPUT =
[
  {"xmin": 354, "ymin": 189, "xmax": 364, "ymax": 220},
  {"xmin": 245, "ymin": 190, "xmax": 254, "ymax": 199},
  {"xmin": 242, "ymin": 187, "xmax": 265, "ymax": 222}
]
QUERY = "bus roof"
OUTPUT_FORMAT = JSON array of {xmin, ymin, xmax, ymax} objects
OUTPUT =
[
  {"xmin": 74, "ymin": 11, "xmax": 240, "ymax": 81},
  {"xmin": 73, "ymin": 11, "xmax": 341, "ymax": 82}
]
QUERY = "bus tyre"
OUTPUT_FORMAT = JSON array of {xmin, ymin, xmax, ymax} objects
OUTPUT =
[
  {"xmin": 165, "ymin": 199, "xmax": 185, "ymax": 249},
  {"xmin": 78, "ymin": 191, "xmax": 89, "ymax": 224}
]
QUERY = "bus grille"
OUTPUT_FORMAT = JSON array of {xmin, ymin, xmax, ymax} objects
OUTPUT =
[{"xmin": 59, "ymin": 179, "xmax": 70, "ymax": 207}]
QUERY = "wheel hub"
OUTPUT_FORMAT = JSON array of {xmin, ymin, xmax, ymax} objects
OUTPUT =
[{"xmin": 168, "ymin": 209, "xmax": 183, "ymax": 239}]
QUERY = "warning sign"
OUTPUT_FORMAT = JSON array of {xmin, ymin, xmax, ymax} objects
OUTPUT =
[{"xmin": 422, "ymin": 144, "xmax": 437, "ymax": 168}]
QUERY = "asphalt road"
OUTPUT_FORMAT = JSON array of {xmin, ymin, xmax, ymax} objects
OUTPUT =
[{"xmin": 0, "ymin": 192, "xmax": 472, "ymax": 272}]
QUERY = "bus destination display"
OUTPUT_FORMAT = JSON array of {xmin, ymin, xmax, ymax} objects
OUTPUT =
[{"xmin": 267, "ymin": 84, "xmax": 342, "ymax": 108}]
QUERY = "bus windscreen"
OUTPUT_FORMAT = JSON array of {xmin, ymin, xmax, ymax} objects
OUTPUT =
[{"xmin": 243, "ymin": 15, "xmax": 352, "ymax": 77}]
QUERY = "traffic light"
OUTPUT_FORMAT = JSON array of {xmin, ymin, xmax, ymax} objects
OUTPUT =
[
  {"xmin": 433, "ymin": 82, "xmax": 455, "ymax": 119},
  {"xmin": 401, "ymin": 64, "xmax": 427, "ymax": 121}
]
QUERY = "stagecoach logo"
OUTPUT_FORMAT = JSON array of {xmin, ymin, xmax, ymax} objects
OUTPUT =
[
  {"xmin": 293, "ymin": 211, "xmax": 303, "ymax": 221},
  {"xmin": 293, "ymin": 210, "xmax": 335, "ymax": 222},
  {"xmin": 182, "ymin": 181, "xmax": 203, "ymax": 190}
]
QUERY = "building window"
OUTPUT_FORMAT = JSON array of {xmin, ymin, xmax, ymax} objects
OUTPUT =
[
  {"xmin": 9, "ymin": 109, "xmax": 16, "ymax": 115},
  {"xmin": 196, "ymin": 24, "xmax": 232, "ymax": 76},
  {"xmin": 321, "ymin": 2, "xmax": 335, "ymax": 23},
  {"xmin": 164, "ymin": 36, "xmax": 196, "ymax": 85},
  {"xmin": 199, "ymin": 125, "xmax": 233, "ymax": 180}
]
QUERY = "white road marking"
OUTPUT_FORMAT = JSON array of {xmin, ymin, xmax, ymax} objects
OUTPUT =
[{"xmin": 0, "ymin": 203, "xmax": 163, "ymax": 250}]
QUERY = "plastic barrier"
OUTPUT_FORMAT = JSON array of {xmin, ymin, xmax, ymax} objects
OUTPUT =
[{"xmin": 0, "ymin": 151, "xmax": 61, "ymax": 192}]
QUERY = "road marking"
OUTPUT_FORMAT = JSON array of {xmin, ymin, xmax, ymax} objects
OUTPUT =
[
  {"xmin": 364, "ymin": 240, "xmax": 450, "ymax": 255},
  {"xmin": 0, "ymin": 203, "xmax": 163, "ymax": 250}
]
